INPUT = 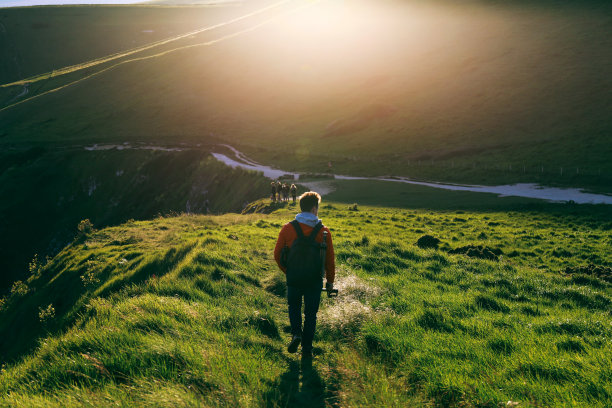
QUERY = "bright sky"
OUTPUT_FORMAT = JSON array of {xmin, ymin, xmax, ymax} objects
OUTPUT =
[{"xmin": 0, "ymin": 0, "xmax": 148, "ymax": 7}]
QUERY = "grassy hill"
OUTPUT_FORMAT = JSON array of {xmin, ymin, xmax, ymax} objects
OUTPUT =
[
  {"xmin": 0, "ymin": 146, "xmax": 269, "ymax": 293},
  {"xmin": 1, "ymin": 202, "xmax": 610, "ymax": 407},
  {"xmin": 1, "ymin": 0, "xmax": 611, "ymax": 191},
  {"xmin": 1, "ymin": 2, "xmax": 610, "ymax": 405},
  {"xmin": 1, "ymin": 0, "xmax": 611, "ymax": 292}
]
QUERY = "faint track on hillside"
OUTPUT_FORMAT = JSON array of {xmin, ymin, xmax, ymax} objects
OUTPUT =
[
  {"xmin": 0, "ymin": 0, "xmax": 291, "ymax": 89},
  {"xmin": 0, "ymin": 0, "xmax": 321, "ymax": 113},
  {"xmin": 212, "ymin": 144, "xmax": 612, "ymax": 204},
  {"xmin": 7, "ymin": 84, "xmax": 28, "ymax": 104}
]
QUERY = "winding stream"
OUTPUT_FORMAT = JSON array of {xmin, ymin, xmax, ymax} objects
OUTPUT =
[{"xmin": 212, "ymin": 147, "xmax": 612, "ymax": 205}]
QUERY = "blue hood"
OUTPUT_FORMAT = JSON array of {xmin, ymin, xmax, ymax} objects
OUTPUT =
[{"xmin": 295, "ymin": 212, "xmax": 321, "ymax": 227}]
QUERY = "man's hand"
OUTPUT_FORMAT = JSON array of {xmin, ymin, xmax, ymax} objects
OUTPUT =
[{"xmin": 325, "ymin": 282, "xmax": 334, "ymax": 292}]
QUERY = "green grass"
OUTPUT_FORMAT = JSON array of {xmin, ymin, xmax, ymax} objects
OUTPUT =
[
  {"xmin": 2, "ymin": 0, "xmax": 611, "ymax": 291},
  {"xmin": 324, "ymin": 179, "xmax": 552, "ymax": 211},
  {"xmin": 1, "ymin": 0, "xmax": 611, "ymax": 191},
  {"xmin": 0, "ymin": 147, "xmax": 269, "ymax": 292},
  {"xmin": 0, "ymin": 3, "xmax": 274, "ymax": 84},
  {"xmin": 1, "ymin": 202, "xmax": 610, "ymax": 406},
  {"xmin": 1, "ymin": 1, "xmax": 610, "ymax": 405}
]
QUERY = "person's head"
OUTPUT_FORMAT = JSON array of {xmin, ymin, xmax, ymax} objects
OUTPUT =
[{"xmin": 299, "ymin": 191, "xmax": 321, "ymax": 214}]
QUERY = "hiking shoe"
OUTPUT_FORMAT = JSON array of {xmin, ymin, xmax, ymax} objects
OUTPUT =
[{"xmin": 287, "ymin": 335, "xmax": 301, "ymax": 353}]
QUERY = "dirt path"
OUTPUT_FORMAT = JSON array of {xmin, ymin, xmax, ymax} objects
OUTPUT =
[
  {"xmin": 0, "ymin": 0, "xmax": 319, "ymax": 113},
  {"xmin": 212, "ymin": 145, "xmax": 612, "ymax": 205},
  {"xmin": 1, "ymin": 0, "xmax": 291, "ymax": 88},
  {"xmin": 7, "ymin": 84, "xmax": 28, "ymax": 103}
]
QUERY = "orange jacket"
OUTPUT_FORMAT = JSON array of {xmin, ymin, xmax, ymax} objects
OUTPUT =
[{"xmin": 274, "ymin": 221, "xmax": 335, "ymax": 284}]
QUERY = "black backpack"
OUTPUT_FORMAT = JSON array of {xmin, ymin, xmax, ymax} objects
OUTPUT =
[{"xmin": 283, "ymin": 220, "xmax": 325, "ymax": 288}]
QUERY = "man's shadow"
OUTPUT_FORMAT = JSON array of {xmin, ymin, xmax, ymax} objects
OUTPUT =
[{"xmin": 266, "ymin": 357, "xmax": 337, "ymax": 408}]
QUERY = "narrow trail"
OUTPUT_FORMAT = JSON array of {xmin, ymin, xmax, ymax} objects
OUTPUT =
[
  {"xmin": 7, "ymin": 84, "xmax": 28, "ymax": 103},
  {"xmin": 212, "ymin": 145, "xmax": 612, "ymax": 204},
  {"xmin": 0, "ymin": 0, "xmax": 291, "ymax": 88},
  {"xmin": 69, "ymin": 142, "xmax": 612, "ymax": 204},
  {"xmin": 0, "ymin": 0, "xmax": 321, "ymax": 112}
]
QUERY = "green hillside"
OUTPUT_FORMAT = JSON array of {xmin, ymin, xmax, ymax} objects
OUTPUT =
[
  {"xmin": 1, "ymin": 0, "xmax": 611, "ymax": 292},
  {"xmin": 1, "ymin": 0, "xmax": 611, "ymax": 191},
  {"xmin": 0, "ymin": 147, "xmax": 269, "ymax": 292},
  {"xmin": 1, "ymin": 202, "xmax": 610, "ymax": 407},
  {"xmin": 1, "ymin": 1, "xmax": 610, "ymax": 406}
]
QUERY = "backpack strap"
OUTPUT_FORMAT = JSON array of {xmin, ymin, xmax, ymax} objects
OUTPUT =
[
  {"xmin": 290, "ymin": 220, "xmax": 305, "ymax": 239},
  {"xmin": 290, "ymin": 220, "xmax": 324, "ymax": 242},
  {"xmin": 308, "ymin": 221, "xmax": 324, "ymax": 242}
]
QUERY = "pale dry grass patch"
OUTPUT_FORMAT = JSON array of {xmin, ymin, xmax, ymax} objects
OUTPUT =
[
  {"xmin": 319, "ymin": 297, "xmax": 373, "ymax": 333},
  {"xmin": 334, "ymin": 273, "xmax": 382, "ymax": 300},
  {"xmin": 319, "ymin": 270, "xmax": 384, "ymax": 334}
]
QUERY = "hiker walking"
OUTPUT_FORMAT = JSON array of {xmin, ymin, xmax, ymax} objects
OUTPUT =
[
  {"xmin": 276, "ymin": 180, "xmax": 282, "ymax": 199},
  {"xmin": 271, "ymin": 181, "xmax": 278, "ymax": 202},
  {"xmin": 282, "ymin": 183, "xmax": 289, "ymax": 202},
  {"xmin": 290, "ymin": 184, "xmax": 297, "ymax": 203},
  {"xmin": 274, "ymin": 191, "xmax": 335, "ymax": 359}
]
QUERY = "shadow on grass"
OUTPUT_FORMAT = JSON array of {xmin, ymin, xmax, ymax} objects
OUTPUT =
[{"xmin": 266, "ymin": 357, "xmax": 338, "ymax": 408}]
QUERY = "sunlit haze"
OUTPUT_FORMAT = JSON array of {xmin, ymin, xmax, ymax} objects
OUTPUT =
[
  {"xmin": 0, "ymin": 0, "xmax": 148, "ymax": 6},
  {"xmin": 0, "ymin": 1, "xmax": 611, "ymax": 405}
]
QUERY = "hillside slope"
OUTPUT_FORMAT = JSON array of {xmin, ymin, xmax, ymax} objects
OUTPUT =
[
  {"xmin": 1, "ymin": 202, "xmax": 610, "ymax": 407},
  {"xmin": 0, "ymin": 147, "xmax": 269, "ymax": 293},
  {"xmin": 1, "ymin": 0, "xmax": 611, "ymax": 191}
]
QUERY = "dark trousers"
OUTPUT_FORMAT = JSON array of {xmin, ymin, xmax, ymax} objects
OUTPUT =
[{"xmin": 287, "ymin": 285, "xmax": 322, "ymax": 353}]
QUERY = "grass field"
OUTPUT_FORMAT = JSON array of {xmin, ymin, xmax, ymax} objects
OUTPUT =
[
  {"xmin": 0, "ymin": 147, "xmax": 268, "ymax": 292},
  {"xmin": 3, "ymin": 143, "xmax": 606, "ymax": 295},
  {"xmin": 1, "ymin": 0, "xmax": 611, "ymax": 191},
  {"xmin": 1, "ymin": 0, "xmax": 611, "ymax": 291},
  {"xmin": 322, "ymin": 179, "xmax": 556, "ymax": 211},
  {"xmin": 0, "ymin": 202, "xmax": 610, "ymax": 407},
  {"xmin": 1, "ymin": 1, "xmax": 610, "ymax": 406}
]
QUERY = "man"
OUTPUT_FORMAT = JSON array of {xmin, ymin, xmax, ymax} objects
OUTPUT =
[
  {"xmin": 270, "ymin": 181, "xmax": 277, "ymax": 202},
  {"xmin": 290, "ymin": 184, "xmax": 297, "ymax": 203},
  {"xmin": 274, "ymin": 191, "xmax": 335, "ymax": 359},
  {"xmin": 276, "ymin": 180, "xmax": 282, "ymax": 201}
]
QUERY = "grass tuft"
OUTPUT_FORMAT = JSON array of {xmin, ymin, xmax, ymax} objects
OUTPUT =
[
  {"xmin": 416, "ymin": 310, "xmax": 455, "ymax": 333},
  {"xmin": 474, "ymin": 295, "xmax": 510, "ymax": 313}
]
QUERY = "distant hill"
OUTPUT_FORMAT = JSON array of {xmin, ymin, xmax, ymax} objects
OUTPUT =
[
  {"xmin": 149, "ymin": 0, "xmax": 242, "ymax": 4},
  {"xmin": 0, "ymin": 0, "xmax": 611, "ymax": 191},
  {"xmin": 1, "ymin": 0, "xmax": 611, "ymax": 295}
]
